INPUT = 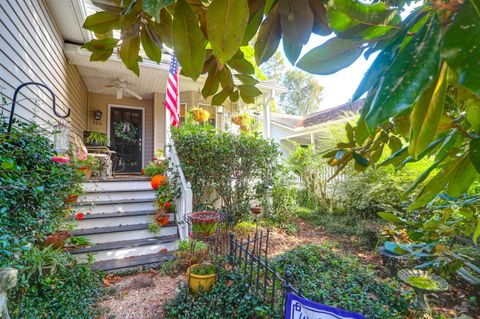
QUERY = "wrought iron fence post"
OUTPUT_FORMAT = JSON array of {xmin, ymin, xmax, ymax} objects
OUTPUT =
[
  {"xmin": 229, "ymin": 232, "xmax": 235, "ymax": 258},
  {"xmin": 283, "ymin": 270, "xmax": 293, "ymax": 318}
]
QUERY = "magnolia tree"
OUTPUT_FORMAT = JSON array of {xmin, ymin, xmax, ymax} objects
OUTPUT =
[{"xmin": 83, "ymin": 0, "xmax": 480, "ymax": 241}]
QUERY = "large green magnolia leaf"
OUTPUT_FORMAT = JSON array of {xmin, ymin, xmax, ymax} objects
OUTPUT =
[
  {"xmin": 255, "ymin": 3, "xmax": 282, "ymax": 65},
  {"xmin": 143, "ymin": 0, "xmax": 174, "ymax": 21},
  {"xmin": 202, "ymin": 66, "xmax": 220, "ymax": 98},
  {"xmin": 408, "ymin": 63, "xmax": 447, "ymax": 159},
  {"xmin": 140, "ymin": 27, "xmax": 161, "ymax": 63},
  {"xmin": 466, "ymin": 99, "xmax": 480, "ymax": 132},
  {"xmin": 409, "ymin": 153, "xmax": 476, "ymax": 211},
  {"xmin": 207, "ymin": 0, "xmax": 249, "ymax": 64},
  {"xmin": 327, "ymin": 0, "xmax": 401, "ymax": 40},
  {"xmin": 308, "ymin": 0, "xmax": 331, "ymax": 36},
  {"xmin": 173, "ymin": 0, "xmax": 206, "ymax": 80},
  {"xmin": 446, "ymin": 153, "xmax": 478, "ymax": 197},
  {"xmin": 227, "ymin": 51, "xmax": 255, "ymax": 75},
  {"xmin": 296, "ymin": 37, "xmax": 364, "ymax": 75},
  {"xmin": 83, "ymin": 38, "xmax": 118, "ymax": 61},
  {"xmin": 365, "ymin": 15, "xmax": 442, "ymax": 132},
  {"xmin": 119, "ymin": 36, "xmax": 141, "ymax": 75},
  {"xmin": 283, "ymin": 38, "xmax": 302, "ymax": 65},
  {"xmin": 352, "ymin": 27, "xmax": 408, "ymax": 101},
  {"xmin": 279, "ymin": 0, "xmax": 314, "ymax": 46},
  {"xmin": 212, "ymin": 87, "xmax": 232, "ymax": 105},
  {"xmin": 442, "ymin": 0, "xmax": 480, "ymax": 96},
  {"xmin": 242, "ymin": 0, "xmax": 266, "ymax": 45},
  {"xmin": 471, "ymin": 138, "xmax": 480, "ymax": 173},
  {"xmin": 83, "ymin": 11, "xmax": 120, "ymax": 33}
]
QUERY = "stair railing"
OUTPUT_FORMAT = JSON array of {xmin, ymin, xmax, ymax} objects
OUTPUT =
[{"xmin": 167, "ymin": 142, "xmax": 192, "ymax": 240}]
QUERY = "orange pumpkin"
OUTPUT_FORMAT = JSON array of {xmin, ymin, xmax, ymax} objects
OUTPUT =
[{"xmin": 151, "ymin": 175, "xmax": 167, "ymax": 189}]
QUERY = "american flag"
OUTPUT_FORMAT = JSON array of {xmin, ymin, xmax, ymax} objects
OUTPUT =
[{"xmin": 164, "ymin": 54, "xmax": 180, "ymax": 127}]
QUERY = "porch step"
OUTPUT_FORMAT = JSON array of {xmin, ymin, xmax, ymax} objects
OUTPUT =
[
  {"xmin": 74, "ymin": 199, "xmax": 155, "ymax": 215},
  {"xmin": 68, "ymin": 235, "xmax": 178, "ymax": 263},
  {"xmin": 92, "ymin": 252, "xmax": 175, "ymax": 272},
  {"xmin": 72, "ymin": 222, "xmax": 178, "ymax": 244},
  {"xmin": 79, "ymin": 190, "xmax": 155, "ymax": 202},
  {"xmin": 72, "ymin": 222, "xmax": 176, "ymax": 236},
  {"xmin": 82, "ymin": 179, "xmax": 152, "ymax": 193},
  {"xmin": 72, "ymin": 211, "xmax": 174, "ymax": 229},
  {"xmin": 71, "ymin": 178, "xmax": 179, "ymax": 271}
]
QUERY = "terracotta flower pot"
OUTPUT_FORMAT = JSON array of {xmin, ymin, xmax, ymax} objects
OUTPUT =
[
  {"xmin": 64, "ymin": 194, "xmax": 79, "ymax": 204},
  {"xmin": 191, "ymin": 211, "xmax": 221, "ymax": 238},
  {"xmin": 78, "ymin": 166, "xmax": 92, "ymax": 180},
  {"xmin": 43, "ymin": 230, "xmax": 70, "ymax": 248},
  {"xmin": 251, "ymin": 206, "xmax": 262, "ymax": 215},
  {"xmin": 154, "ymin": 212, "xmax": 170, "ymax": 226}
]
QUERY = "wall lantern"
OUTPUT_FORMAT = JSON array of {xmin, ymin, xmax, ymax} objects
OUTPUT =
[
  {"xmin": 94, "ymin": 109, "xmax": 103, "ymax": 121},
  {"xmin": 53, "ymin": 122, "xmax": 70, "ymax": 154},
  {"xmin": 7, "ymin": 82, "xmax": 71, "ymax": 152}
]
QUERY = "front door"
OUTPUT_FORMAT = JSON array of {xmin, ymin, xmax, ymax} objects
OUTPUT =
[{"xmin": 110, "ymin": 106, "xmax": 143, "ymax": 173}]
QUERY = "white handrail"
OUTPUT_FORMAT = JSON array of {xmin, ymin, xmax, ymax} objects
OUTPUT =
[{"xmin": 167, "ymin": 142, "xmax": 192, "ymax": 240}]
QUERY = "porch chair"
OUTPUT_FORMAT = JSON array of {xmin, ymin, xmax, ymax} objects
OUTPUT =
[{"xmin": 72, "ymin": 134, "xmax": 115, "ymax": 179}]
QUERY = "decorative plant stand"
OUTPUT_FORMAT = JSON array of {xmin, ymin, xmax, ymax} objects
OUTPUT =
[
  {"xmin": 184, "ymin": 211, "xmax": 227, "ymax": 293},
  {"xmin": 398, "ymin": 269, "xmax": 449, "ymax": 314}
]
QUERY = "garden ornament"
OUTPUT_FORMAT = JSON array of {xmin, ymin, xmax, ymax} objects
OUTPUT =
[
  {"xmin": 398, "ymin": 269, "xmax": 448, "ymax": 314},
  {"xmin": 0, "ymin": 268, "xmax": 18, "ymax": 319}
]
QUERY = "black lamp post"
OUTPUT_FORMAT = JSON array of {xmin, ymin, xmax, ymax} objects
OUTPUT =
[{"xmin": 7, "ymin": 82, "xmax": 70, "ymax": 133}]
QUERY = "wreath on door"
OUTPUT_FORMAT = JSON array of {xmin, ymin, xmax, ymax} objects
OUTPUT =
[{"xmin": 114, "ymin": 121, "xmax": 138, "ymax": 143}]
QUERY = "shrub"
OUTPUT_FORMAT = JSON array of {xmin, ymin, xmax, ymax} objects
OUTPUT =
[
  {"xmin": 287, "ymin": 144, "xmax": 333, "ymax": 211},
  {"xmin": 270, "ymin": 165, "xmax": 297, "ymax": 223},
  {"xmin": 172, "ymin": 122, "xmax": 279, "ymax": 225},
  {"xmin": 164, "ymin": 270, "xmax": 268, "ymax": 319},
  {"xmin": 273, "ymin": 244, "xmax": 412, "ymax": 319},
  {"xmin": 9, "ymin": 246, "xmax": 102, "ymax": 319},
  {"xmin": 0, "ymin": 120, "xmax": 77, "ymax": 266}
]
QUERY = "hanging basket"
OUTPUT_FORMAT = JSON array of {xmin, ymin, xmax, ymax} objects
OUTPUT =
[
  {"xmin": 191, "ymin": 108, "xmax": 210, "ymax": 123},
  {"xmin": 189, "ymin": 211, "xmax": 222, "ymax": 239}
]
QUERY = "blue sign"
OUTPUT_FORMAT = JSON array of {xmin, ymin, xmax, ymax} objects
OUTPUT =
[{"xmin": 285, "ymin": 293, "xmax": 364, "ymax": 319}]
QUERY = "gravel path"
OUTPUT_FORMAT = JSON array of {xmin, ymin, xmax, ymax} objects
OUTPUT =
[{"xmin": 95, "ymin": 271, "xmax": 184, "ymax": 319}]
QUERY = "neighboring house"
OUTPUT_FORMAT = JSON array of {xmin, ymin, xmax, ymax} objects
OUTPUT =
[
  {"xmin": 1, "ymin": 0, "xmax": 285, "ymax": 173},
  {"xmin": 267, "ymin": 99, "xmax": 365, "ymax": 158},
  {"xmin": 0, "ymin": 0, "xmax": 285, "ymax": 271}
]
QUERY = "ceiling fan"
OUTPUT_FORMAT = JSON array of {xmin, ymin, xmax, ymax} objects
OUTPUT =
[{"xmin": 97, "ymin": 78, "xmax": 143, "ymax": 100}]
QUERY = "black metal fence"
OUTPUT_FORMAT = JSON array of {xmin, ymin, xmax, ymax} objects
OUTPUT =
[{"xmin": 224, "ymin": 229, "xmax": 304, "ymax": 317}]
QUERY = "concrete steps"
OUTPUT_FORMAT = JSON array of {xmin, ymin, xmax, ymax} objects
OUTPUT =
[{"xmin": 68, "ymin": 178, "xmax": 179, "ymax": 271}]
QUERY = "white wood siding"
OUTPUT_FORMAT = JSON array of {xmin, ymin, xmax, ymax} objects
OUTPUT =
[{"xmin": 0, "ymin": 0, "xmax": 88, "ymax": 136}]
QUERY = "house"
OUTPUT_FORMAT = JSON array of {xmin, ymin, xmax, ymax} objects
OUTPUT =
[
  {"xmin": 267, "ymin": 99, "xmax": 365, "ymax": 158},
  {"xmin": 0, "ymin": 0, "xmax": 284, "ymax": 271}
]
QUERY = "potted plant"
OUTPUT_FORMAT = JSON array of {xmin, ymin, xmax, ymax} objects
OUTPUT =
[
  {"xmin": 85, "ymin": 131, "xmax": 108, "ymax": 146},
  {"xmin": 154, "ymin": 211, "xmax": 170, "ymax": 226},
  {"xmin": 191, "ymin": 107, "xmax": 210, "ymax": 123},
  {"xmin": 188, "ymin": 263, "xmax": 216, "ymax": 293},
  {"xmin": 250, "ymin": 205, "xmax": 262, "ymax": 215},
  {"xmin": 42, "ymin": 230, "xmax": 70, "ymax": 248},
  {"xmin": 151, "ymin": 174, "xmax": 167, "ymax": 190},
  {"xmin": 64, "ymin": 183, "xmax": 83, "ymax": 204},
  {"xmin": 190, "ymin": 211, "xmax": 221, "ymax": 238},
  {"xmin": 76, "ymin": 155, "xmax": 98, "ymax": 181}
]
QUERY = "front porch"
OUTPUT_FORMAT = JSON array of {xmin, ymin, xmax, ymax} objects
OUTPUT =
[{"xmin": 64, "ymin": 43, "xmax": 283, "ymax": 176}]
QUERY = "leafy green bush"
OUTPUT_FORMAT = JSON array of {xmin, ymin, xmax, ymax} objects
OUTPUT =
[
  {"xmin": 164, "ymin": 270, "xmax": 268, "ymax": 319},
  {"xmin": 172, "ymin": 122, "xmax": 279, "ymax": 225},
  {"xmin": 9, "ymin": 246, "xmax": 102, "ymax": 319},
  {"xmin": 273, "ymin": 244, "xmax": 412, "ymax": 319},
  {"xmin": 270, "ymin": 164, "xmax": 297, "ymax": 223},
  {"xmin": 0, "ymin": 121, "xmax": 77, "ymax": 266}
]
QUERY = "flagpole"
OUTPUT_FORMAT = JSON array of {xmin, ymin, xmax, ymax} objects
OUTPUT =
[{"xmin": 165, "ymin": 103, "xmax": 171, "ymax": 157}]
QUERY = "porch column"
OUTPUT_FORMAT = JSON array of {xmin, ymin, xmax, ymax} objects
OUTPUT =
[
  {"xmin": 153, "ymin": 92, "xmax": 166, "ymax": 153},
  {"xmin": 263, "ymin": 91, "xmax": 274, "ymax": 139}
]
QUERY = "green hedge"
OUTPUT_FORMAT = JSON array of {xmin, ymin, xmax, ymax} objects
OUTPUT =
[
  {"xmin": 0, "ymin": 121, "xmax": 77, "ymax": 266},
  {"xmin": 273, "ymin": 244, "xmax": 412, "ymax": 318}
]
